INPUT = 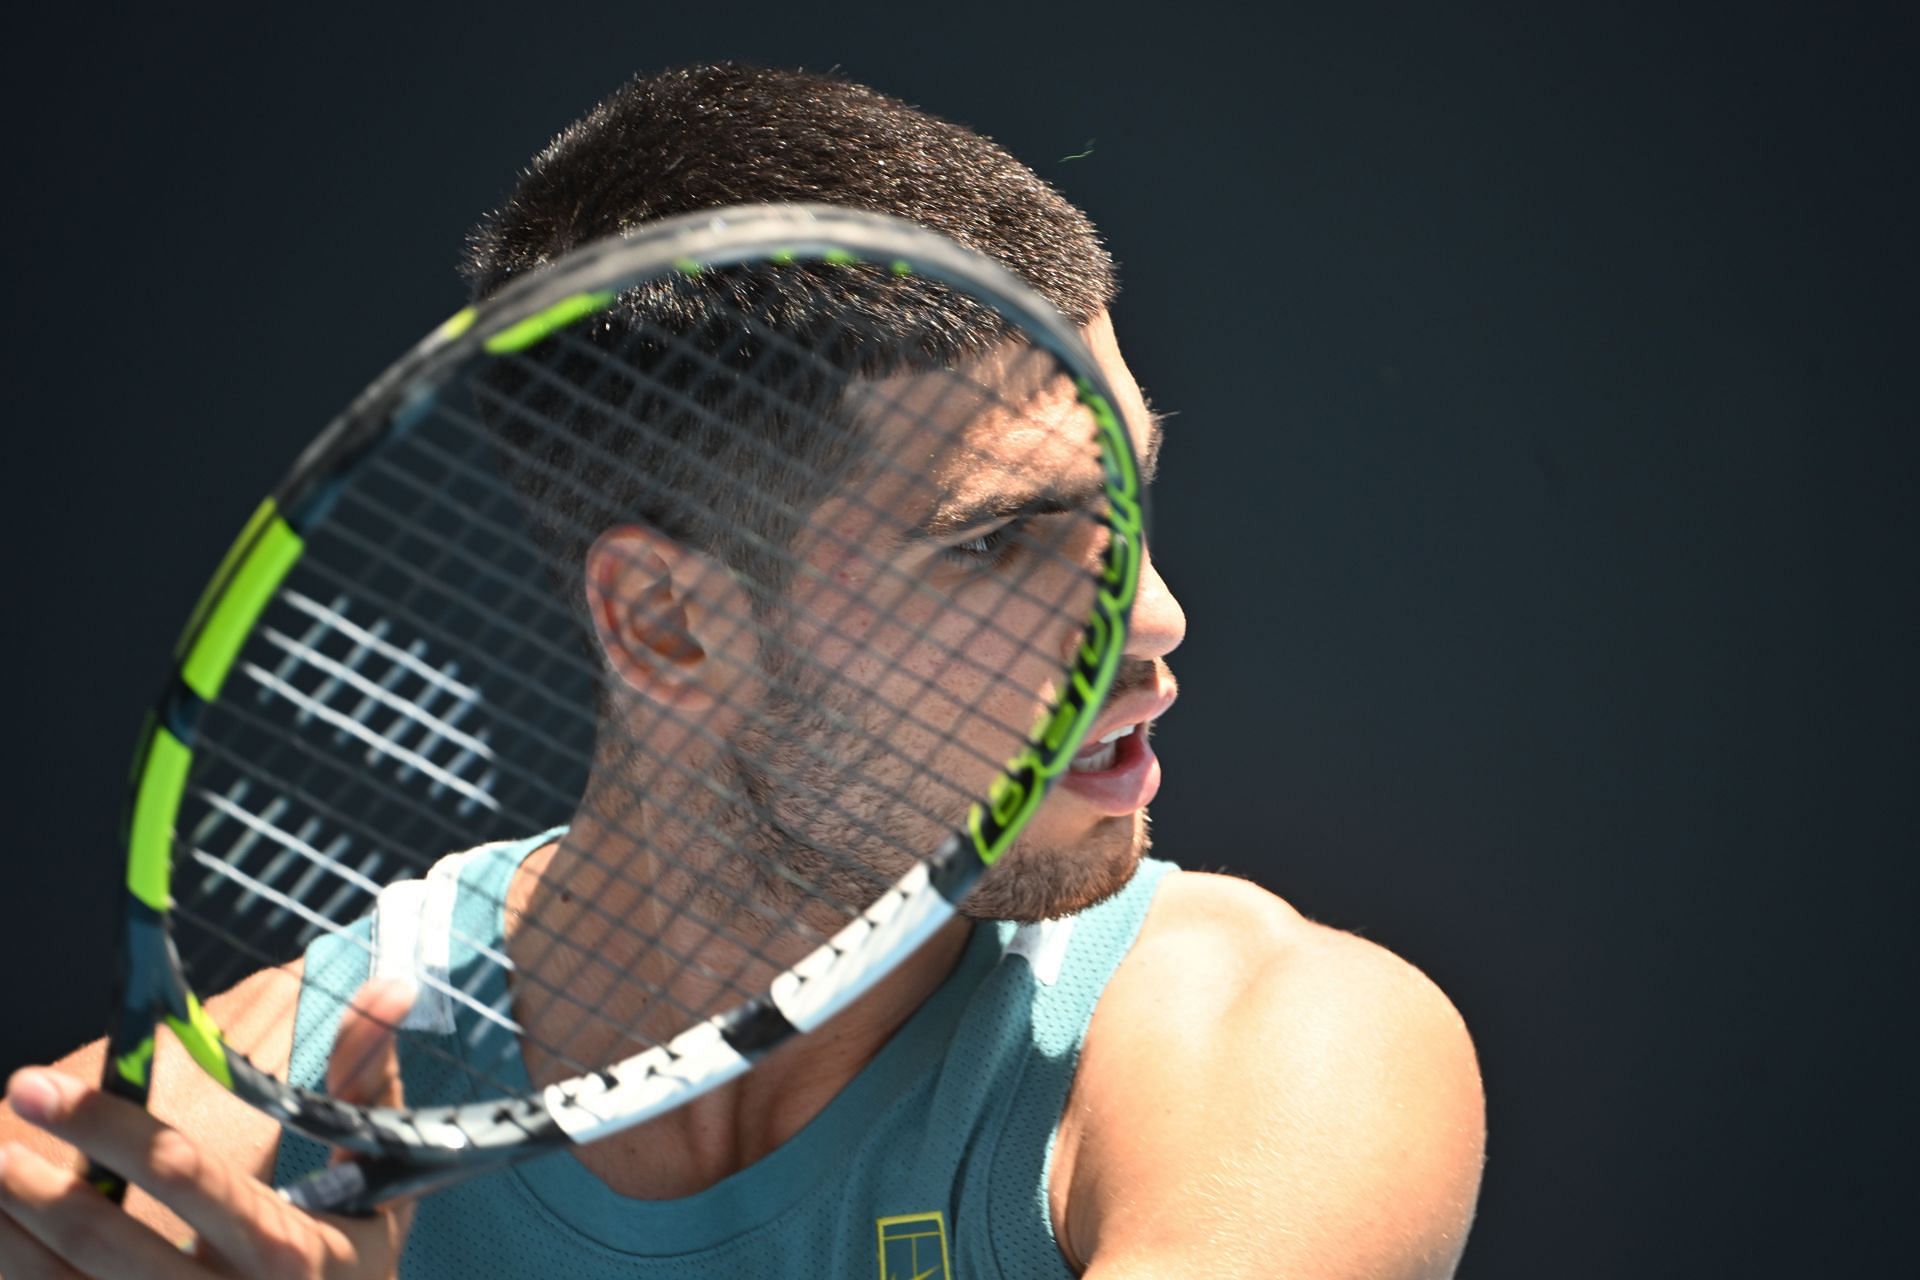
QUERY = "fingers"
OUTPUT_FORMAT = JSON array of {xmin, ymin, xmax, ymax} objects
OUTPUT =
[
  {"xmin": 325, "ymin": 978, "xmax": 414, "ymax": 1109},
  {"xmin": 0, "ymin": 1140, "xmax": 199, "ymax": 1280},
  {"xmin": 0, "ymin": 1187, "xmax": 87, "ymax": 1280},
  {"xmin": 3, "ymin": 1068, "xmax": 328, "ymax": 1276},
  {"xmin": 0, "ymin": 977, "xmax": 421, "ymax": 1279},
  {"xmin": 315, "ymin": 981, "xmax": 419, "ymax": 1250}
]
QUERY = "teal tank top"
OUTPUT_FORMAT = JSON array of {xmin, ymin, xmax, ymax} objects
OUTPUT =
[{"xmin": 273, "ymin": 833, "xmax": 1174, "ymax": 1279}]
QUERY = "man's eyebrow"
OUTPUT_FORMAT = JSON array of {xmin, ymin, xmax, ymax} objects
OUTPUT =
[
  {"xmin": 910, "ymin": 477, "xmax": 1110, "ymax": 541},
  {"xmin": 1141, "ymin": 402, "xmax": 1167, "ymax": 483},
  {"xmin": 908, "ymin": 402, "xmax": 1167, "ymax": 541}
]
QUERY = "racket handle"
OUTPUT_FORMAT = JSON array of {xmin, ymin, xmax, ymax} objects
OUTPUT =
[
  {"xmin": 85, "ymin": 1048, "xmax": 152, "ymax": 1204},
  {"xmin": 282, "ymin": 1161, "xmax": 374, "ymax": 1216},
  {"xmin": 87, "ymin": 983, "xmax": 160, "ymax": 1204},
  {"xmin": 84, "ymin": 1160, "xmax": 130, "ymax": 1205},
  {"xmin": 284, "ymin": 1154, "xmax": 513, "ymax": 1218}
]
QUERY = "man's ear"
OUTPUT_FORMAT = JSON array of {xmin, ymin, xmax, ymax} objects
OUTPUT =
[{"xmin": 584, "ymin": 526, "xmax": 755, "ymax": 714}]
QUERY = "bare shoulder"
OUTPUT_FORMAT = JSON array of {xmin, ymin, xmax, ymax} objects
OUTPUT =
[
  {"xmin": 0, "ymin": 961, "xmax": 302, "ymax": 1239},
  {"xmin": 1118, "ymin": 870, "xmax": 1474, "ymax": 1041},
  {"xmin": 1054, "ymin": 870, "xmax": 1486, "ymax": 1278}
]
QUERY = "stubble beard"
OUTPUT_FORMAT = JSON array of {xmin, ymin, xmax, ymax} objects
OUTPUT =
[{"xmin": 704, "ymin": 677, "xmax": 1148, "ymax": 934}]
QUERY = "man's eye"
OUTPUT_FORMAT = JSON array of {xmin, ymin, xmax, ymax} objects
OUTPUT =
[{"xmin": 942, "ymin": 516, "xmax": 1030, "ymax": 569}]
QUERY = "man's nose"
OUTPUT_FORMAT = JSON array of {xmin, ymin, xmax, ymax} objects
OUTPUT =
[{"xmin": 1125, "ymin": 544, "xmax": 1185, "ymax": 662}]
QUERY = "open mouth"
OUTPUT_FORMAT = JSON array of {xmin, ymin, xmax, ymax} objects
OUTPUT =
[
  {"xmin": 1051, "ymin": 681, "xmax": 1175, "ymax": 815},
  {"xmin": 1069, "ymin": 722, "xmax": 1138, "ymax": 774}
]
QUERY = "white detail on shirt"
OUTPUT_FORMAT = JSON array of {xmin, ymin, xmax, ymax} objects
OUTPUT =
[
  {"xmin": 370, "ymin": 840, "xmax": 520, "ymax": 1034},
  {"xmin": 1006, "ymin": 917, "xmax": 1075, "ymax": 986}
]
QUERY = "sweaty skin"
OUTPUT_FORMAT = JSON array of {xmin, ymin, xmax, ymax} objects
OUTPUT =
[{"xmin": 0, "ymin": 313, "xmax": 1485, "ymax": 1278}]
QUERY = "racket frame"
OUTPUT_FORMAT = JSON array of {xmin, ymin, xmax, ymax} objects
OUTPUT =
[{"xmin": 91, "ymin": 204, "xmax": 1145, "ymax": 1214}]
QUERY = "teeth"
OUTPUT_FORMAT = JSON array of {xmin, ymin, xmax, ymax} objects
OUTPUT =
[
  {"xmin": 1070, "ymin": 741, "xmax": 1117, "ymax": 773},
  {"xmin": 1070, "ymin": 723, "xmax": 1137, "ymax": 774},
  {"xmin": 1067, "ymin": 722, "xmax": 1141, "ymax": 773}
]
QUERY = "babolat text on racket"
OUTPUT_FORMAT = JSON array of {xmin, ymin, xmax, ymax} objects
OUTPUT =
[{"xmin": 91, "ymin": 204, "xmax": 1143, "ymax": 1215}]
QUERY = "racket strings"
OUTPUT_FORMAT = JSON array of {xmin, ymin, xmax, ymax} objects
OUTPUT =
[
  {"xmin": 174, "ymin": 262, "xmax": 1111, "ymax": 1108},
  {"xmin": 290, "ymin": 502, "xmax": 979, "ymax": 903},
  {"xmin": 182, "ymin": 508, "xmax": 1030, "ymax": 1091},
  {"xmin": 167, "ymin": 906, "xmax": 542, "ymax": 1105},
  {"xmin": 337, "ymin": 357, "xmax": 1070, "ymax": 792},
  {"xmin": 183, "ymin": 690, "xmax": 839, "ymax": 1071},
  {"xmin": 198, "ymin": 556, "xmax": 910, "ymax": 990},
  {"xmin": 416, "ymin": 376, "xmax": 1082, "ymax": 1074},
  {"xmin": 384, "ymin": 404, "xmax": 1058, "ymax": 817},
  {"xmin": 583, "ymin": 292, "xmax": 1107, "ymax": 702},
  {"xmin": 395, "ymin": 364, "xmax": 1075, "ymax": 924},
  {"xmin": 182, "ymin": 651, "xmax": 832, "ymax": 1072},
  {"xmin": 375, "ymin": 325, "xmax": 1086, "ymax": 835},
  {"xmin": 549, "ymin": 308, "xmax": 1094, "ymax": 637},
  {"xmin": 409, "ymin": 397, "xmax": 1046, "ymax": 818},
  {"xmin": 467, "ymin": 327, "xmax": 1093, "ymax": 765},
  {"xmin": 183, "ymin": 506, "xmax": 1067, "ymax": 1097},
  {"xmin": 366, "ymin": 412, "xmax": 1027, "ymax": 781},
  {"xmin": 455, "ymin": 287, "xmax": 1075, "ymax": 1059},
  {"xmin": 468, "ymin": 364, "xmax": 1082, "ymax": 729},
  {"xmin": 567, "ymin": 288, "xmax": 1072, "ymax": 608}
]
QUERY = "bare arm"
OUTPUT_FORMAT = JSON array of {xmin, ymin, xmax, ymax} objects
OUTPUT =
[{"xmin": 1062, "ymin": 874, "xmax": 1487, "ymax": 1279}]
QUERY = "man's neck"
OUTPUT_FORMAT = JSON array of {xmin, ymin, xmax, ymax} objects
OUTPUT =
[{"xmin": 500, "ymin": 831, "xmax": 974, "ymax": 1199}]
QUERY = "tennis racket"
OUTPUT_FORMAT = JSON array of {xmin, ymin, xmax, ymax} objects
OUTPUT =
[{"xmin": 89, "ymin": 203, "xmax": 1143, "ymax": 1216}]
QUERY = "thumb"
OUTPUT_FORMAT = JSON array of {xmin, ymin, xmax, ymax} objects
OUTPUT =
[
  {"xmin": 325, "ymin": 977, "xmax": 415, "ymax": 1111},
  {"xmin": 306, "ymin": 978, "xmax": 419, "ymax": 1264}
]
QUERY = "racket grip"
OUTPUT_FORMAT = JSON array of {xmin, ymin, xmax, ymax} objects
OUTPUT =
[
  {"xmin": 87, "ymin": 982, "xmax": 160, "ymax": 1204},
  {"xmin": 284, "ymin": 1154, "xmax": 502, "ymax": 1218},
  {"xmin": 283, "ymin": 1161, "xmax": 374, "ymax": 1217},
  {"xmin": 84, "ymin": 1160, "xmax": 130, "ymax": 1205},
  {"xmin": 84, "ymin": 1055, "xmax": 151, "ymax": 1204}
]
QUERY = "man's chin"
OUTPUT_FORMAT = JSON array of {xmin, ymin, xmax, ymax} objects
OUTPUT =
[{"xmin": 957, "ymin": 811, "xmax": 1148, "ymax": 924}]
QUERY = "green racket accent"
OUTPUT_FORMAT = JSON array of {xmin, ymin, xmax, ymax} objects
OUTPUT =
[
  {"xmin": 482, "ymin": 289, "xmax": 619, "ymax": 354},
  {"xmin": 112, "ymin": 1034, "xmax": 155, "ymax": 1088},
  {"xmin": 127, "ymin": 727, "xmax": 192, "ymax": 910},
  {"xmin": 890, "ymin": 259, "xmax": 913, "ymax": 276},
  {"xmin": 822, "ymin": 248, "xmax": 857, "ymax": 266},
  {"xmin": 672, "ymin": 257, "xmax": 703, "ymax": 277},
  {"xmin": 180, "ymin": 512, "xmax": 305, "ymax": 702},
  {"xmin": 1081, "ymin": 385, "xmax": 1144, "ymax": 593},
  {"xmin": 965, "ymin": 384, "xmax": 1144, "ymax": 867},
  {"xmin": 436, "ymin": 306, "xmax": 478, "ymax": 342},
  {"xmin": 164, "ymin": 994, "xmax": 233, "ymax": 1091},
  {"xmin": 174, "ymin": 497, "xmax": 278, "ymax": 661}
]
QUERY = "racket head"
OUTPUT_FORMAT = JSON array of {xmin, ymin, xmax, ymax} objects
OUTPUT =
[{"xmin": 105, "ymin": 204, "xmax": 1145, "ymax": 1208}]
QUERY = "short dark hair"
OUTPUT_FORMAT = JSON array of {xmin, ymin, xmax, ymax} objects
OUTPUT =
[
  {"xmin": 466, "ymin": 63, "xmax": 1114, "ymax": 317},
  {"xmin": 464, "ymin": 63, "xmax": 1117, "ymax": 626}
]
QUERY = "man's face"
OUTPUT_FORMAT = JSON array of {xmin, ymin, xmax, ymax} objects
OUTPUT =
[{"xmin": 714, "ymin": 311, "xmax": 1184, "ymax": 924}]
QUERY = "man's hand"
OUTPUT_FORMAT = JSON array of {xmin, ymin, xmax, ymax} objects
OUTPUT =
[{"xmin": 0, "ymin": 979, "xmax": 416, "ymax": 1279}]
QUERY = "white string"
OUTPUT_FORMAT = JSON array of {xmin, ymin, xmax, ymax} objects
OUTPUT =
[
  {"xmin": 282, "ymin": 590, "xmax": 482, "ymax": 702},
  {"xmin": 239, "ymin": 663, "xmax": 500, "ymax": 813},
  {"xmin": 187, "ymin": 848, "xmax": 524, "ymax": 1037},
  {"xmin": 256, "ymin": 627, "xmax": 492, "ymax": 765}
]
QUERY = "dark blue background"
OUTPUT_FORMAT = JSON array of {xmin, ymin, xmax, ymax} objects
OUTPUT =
[{"xmin": 3, "ymin": 2, "xmax": 1912, "ymax": 1272}]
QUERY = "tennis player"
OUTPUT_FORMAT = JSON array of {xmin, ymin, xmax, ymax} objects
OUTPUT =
[{"xmin": 0, "ymin": 64, "xmax": 1485, "ymax": 1278}]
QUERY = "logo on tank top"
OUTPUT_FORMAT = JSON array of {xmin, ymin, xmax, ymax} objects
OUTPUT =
[{"xmin": 876, "ymin": 1210, "xmax": 952, "ymax": 1280}]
